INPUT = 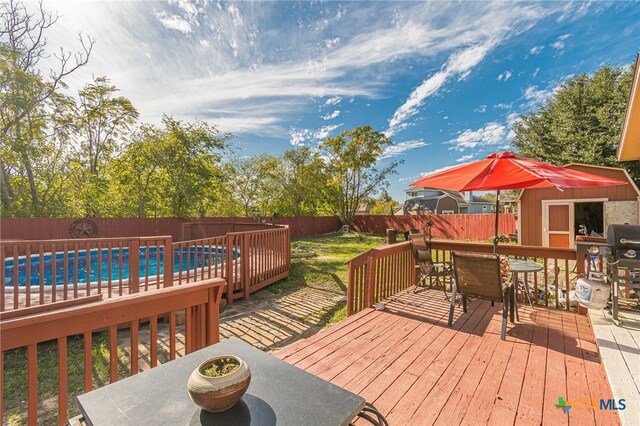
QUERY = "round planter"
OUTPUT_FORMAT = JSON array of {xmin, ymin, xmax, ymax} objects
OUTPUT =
[{"xmin": 187, "ymin": 355, "xmax": 251, "ymax": 413}]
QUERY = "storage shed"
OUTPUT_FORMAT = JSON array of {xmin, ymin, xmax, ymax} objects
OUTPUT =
[{"xmin": 517, "ymin": 164, "xmax": 640, "ymax": 248}]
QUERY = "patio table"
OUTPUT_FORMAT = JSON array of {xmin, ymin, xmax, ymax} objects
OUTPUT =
[
  {"xmin": 76, "ymin": 337, "xmax": 366, "ymax": 426},
  {"xmin": 508, "ymin": 258, "xmax": 544, "ymax": 320}
]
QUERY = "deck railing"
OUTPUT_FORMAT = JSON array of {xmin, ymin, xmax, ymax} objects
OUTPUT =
[
  {"xmin": 0, "ymin": 278, "xmax": 225, "ymax": 425},
  {"xmin": 346, "ymin": 239, "xmax": 591, "ymax": 315},
  {"xmin": 1, "ymin": 225, "xmax": 290, "ymax": 311},
  {"xmin": 346, "ymin": 242, "xmax": 415, "ymax": 315},
  {"xmin": 169, "ymin": 227, "xmax": 290, "ymax": 304}
]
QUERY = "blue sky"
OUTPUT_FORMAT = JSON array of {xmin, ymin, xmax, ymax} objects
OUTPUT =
[{"xmin": 44, "ymin": 1, "xmax": 640, "ymax": 201}]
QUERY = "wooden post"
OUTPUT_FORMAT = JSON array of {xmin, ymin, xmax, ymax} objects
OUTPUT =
[
  {"xmin": 242, "ymin": 233, "xmax": 251, "ymax": 300},
  {"xmin": 163, "ymin": 236, "xmax": 174, "ymax": 288},
  {"xmin": 347, "ymin": 261, "xmax": 355, "ymax": 316},
  {"xmin": 225, "ymin": 235, "xmax": 234, "ymax": 305},
  {"xmin": 365, "ymin": 253, "xmax": 376, "ymax": 308},
  {"xmin": 206, "ymin": 285, "xmax": 223, "ymax": 345},
  {"xmin": 129, "ymin": 238, "xmax": 140, "ymax": 294}
]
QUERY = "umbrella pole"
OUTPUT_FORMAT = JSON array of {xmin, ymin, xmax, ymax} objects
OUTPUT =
[{"xmin": 493, "ymin": 190, "xmax": 501, "ymax": 253}]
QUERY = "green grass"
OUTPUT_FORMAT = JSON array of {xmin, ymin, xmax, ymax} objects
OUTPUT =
[
  {"xmin": 268, "ymin": 232, "xmax": 384, "ymax": 295},
  {"xmin": 267, "ymin": 232, "xmax": 384, "ymax": 327}
]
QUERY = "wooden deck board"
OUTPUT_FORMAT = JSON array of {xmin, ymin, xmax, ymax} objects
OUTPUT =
[{"xmin": 275, "ymin": 288, "xmax": 620, "ymax": 426}]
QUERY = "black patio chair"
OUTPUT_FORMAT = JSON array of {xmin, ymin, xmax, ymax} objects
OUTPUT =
[
  {"xmin": 409, "ymin": 232, "xmax": 454, "ymax": 298},
  {"xmin": 449, "ymin": 251, "xmax": 515, "ymax": 340}
]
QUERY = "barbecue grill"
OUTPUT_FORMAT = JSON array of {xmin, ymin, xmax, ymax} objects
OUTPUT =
[{"xmin": 606, "ymin": 224, "xmax": 640, "ymax": 322}]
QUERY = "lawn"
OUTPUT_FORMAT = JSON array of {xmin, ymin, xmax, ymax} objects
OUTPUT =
[
  {"xmin": 2, "ymin": 232, "xmax": 385, "ymax": 425},
  {"xmin": 268, "ymin": 232, "xmax": 385, "ymax": 324}
]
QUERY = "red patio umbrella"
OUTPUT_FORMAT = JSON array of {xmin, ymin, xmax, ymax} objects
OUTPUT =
[{"xmin": 410, "ymin": 151, "xmax": 626, "ymax": 251}]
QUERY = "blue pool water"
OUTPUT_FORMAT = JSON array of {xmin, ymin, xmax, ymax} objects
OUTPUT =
[{"xmin": 3, "ymin": 246, "xmax": 237, "ymax": 288}]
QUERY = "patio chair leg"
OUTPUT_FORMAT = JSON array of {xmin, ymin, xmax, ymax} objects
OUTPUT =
[
  {"xmin": 514, "ymin": 293, "xmax": 520, "ymax": 322},
  {"xmin": 462, "ymin": 295, "xmax": 467, "ymax": 313},
  {"xmin": 448, "ymin": 284, "xmax": 457, "ymax": 327},
  {"xmin": 501, "ymin": 287, "xmax": 509, "ymax": 341}
]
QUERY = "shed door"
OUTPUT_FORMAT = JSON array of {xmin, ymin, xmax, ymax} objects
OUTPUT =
[{"xmin": 544, "ymin": 203, "xmax": 572, "ymax": 248}]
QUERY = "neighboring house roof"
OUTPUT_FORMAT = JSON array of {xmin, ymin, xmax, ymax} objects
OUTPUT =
[
  {"xmin": 403, "ymin": 197, "xmax": 439, "ymax": 215},
  {"xmin": 618, "ymin": 53, "xmax": 640, "ymax": 162},
  {"xmin": 405, "ymin": 187, "xmax": 469, "ymax": 205}
]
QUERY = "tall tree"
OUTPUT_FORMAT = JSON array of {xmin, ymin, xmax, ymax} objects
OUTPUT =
[
  {"xmin": 274, "ymin": 147, "xmax": 331, "ymax": 216},
  {"xmin": 227, "ymin": 154, "xmax": 283, "ymax": 217},
  {"xmin": 320, "ymin": 126, "xmax": 401, "ymax": 226},
  {"xmin": 512, "ymin": 63, "xmax": 639, "ymax": 183},
  {"xmin": 0, "ymin": 0, "xmax": 92, "ymax": 216}
]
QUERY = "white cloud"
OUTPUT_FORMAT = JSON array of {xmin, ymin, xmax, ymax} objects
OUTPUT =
[
  {"xmin": 314, "ymin": 124, "xmax": 342, "ymax": 140},
  {"xmin": 551, "ymin": 33, "xmax": 570, "ymax": 51},
  {"xmin": 448, "ymin": 122, "xmax": 507, "ymax": 151},
  {"xmin": 497, "ymin": 70, "xmax": 512, "ymax": 81},
  {"xmin": 321, "ymin": 110, "xmax": 341, "ymax": 120},
  {"xmin": 494, "ymin": 103, "xmax": 512, "ymax": 110},
  {"xmin": 199, "ymin": 39, "xmax": 210, "ymax": 47},
  {"xmin": 523, "ymin": 85, "xmax": 556, "ymax": 107},
  {"xmin": 325, "ymin": 37, "xmax": 341, "ymax": 49},
  {"xmin": 153, "ymin": 11, "xmax": 193, "ymax": 34},
  {"xmin": 532, "ymin": 67, "xmax": 540, "ymax": 78},
  {"xmin": 380, "ymin": 140, "xmax": 429, "ymax": 160},
  {"xmin": 474, "ymin": 104, "xmax": 487, "ymax": 113},
  {"xmin": 457, "ymin": 154, "xmax": 475, "ymax": 162},
  {"xmin": 289, "ymin": 123, "xmax": 343, "ymax": 146},
  {"xmin": 227, "ymin": 4, "xmax": 244, "ymax": 27},
  {"xmin": 529, "ymin": 45, "xmax": 544, "ymax": 55},
  {"xmin": 325, "ymin": 96, "xmax": 342, "ymax": 106}
]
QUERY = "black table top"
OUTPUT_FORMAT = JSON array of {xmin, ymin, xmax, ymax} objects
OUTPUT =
[{"xmin": 76, "ymin": 338, "xmax": 365, "ymax": 426}]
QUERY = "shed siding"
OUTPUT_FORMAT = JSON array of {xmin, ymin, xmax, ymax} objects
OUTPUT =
[{"xmin": 519, "ymin": 166, "xmax": 638, "ymax": 246}]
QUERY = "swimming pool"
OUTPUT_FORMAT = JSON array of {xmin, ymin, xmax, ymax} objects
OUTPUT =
[{"xmin": 3, "ymin": 246, "xmax": 237, "ymax": 288}]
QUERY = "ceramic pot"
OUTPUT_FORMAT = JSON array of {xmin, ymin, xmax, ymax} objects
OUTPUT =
[{"xmin": 187, "ymin": 355, "xmax": 251, "ymax": 413}]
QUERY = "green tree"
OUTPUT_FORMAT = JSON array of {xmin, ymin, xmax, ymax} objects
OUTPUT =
[
  {"xmin": 0, "ymin": 0, "xmax": 92, "ymax": 216},
  {"xmin": 273, "ymin": 147, "xmax": 331, "ymax": 216},
  {"xmin": 370, "ymin": 190, "xmax": 397, "ymax": 215},
  {"xmin": 227, "ymin": 153, "xmax": 283, "ymax": 217},
  {"xmin": 69, "ymin": 76, "xmax": 139, "ymax": 216},
  {"xmin": 320, "ymin": 125, "xmax": 401, "ymax": 225},
  {"xmin": 110, "ymin": 116, "xmax": 229, "ymax": 218},
  {"xmin": 512, "ymin": 63, "xmax": 639, "ymax": 183}
]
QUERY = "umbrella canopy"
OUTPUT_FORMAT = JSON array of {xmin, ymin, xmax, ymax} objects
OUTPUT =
[
  {"xmin": 410, "ymin": 151, "xmax": 626, "ymax": 192},
  {"xmin": 411, "ymin": 151, "xmax": 627, "ymax": 252}
]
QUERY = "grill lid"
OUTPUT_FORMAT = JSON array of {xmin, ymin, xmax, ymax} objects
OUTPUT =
[{"xmin": 607, "ymin": 224, "xmax": 640, "ymax": 249}]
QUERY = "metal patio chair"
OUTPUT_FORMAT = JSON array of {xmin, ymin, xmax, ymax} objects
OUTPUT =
[
  {"xmin": 449, "ymin": 251, "xmax": 515, "ymax": 340},
  {"xmin": 409, "ymin": 232, "xmax": 454, "ymax": 298}
]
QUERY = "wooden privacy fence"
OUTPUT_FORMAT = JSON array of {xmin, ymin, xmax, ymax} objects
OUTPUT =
[
  {"xmin": 346, "ymin": 239, "xmax": 591, "ymax": 315},
  {"xmin": 0, "ymin": 216, "xmax": 340, "ymax": 241},
  {"xmin": 353, "ymin": 213, "xmax": 517, "ymax": 241},
  {"xmin": 346, "ymin": 242, "xmax": 415, "ymax": 315},
  {"xmin": 0, "ymin": 278, "xmax": 225, "ymax": 425},
  {"xmin": 1, "ymin": 225, "xmax": 290, "ymax": 311}
]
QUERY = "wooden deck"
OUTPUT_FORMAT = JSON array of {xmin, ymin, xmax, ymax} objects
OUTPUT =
[{"xmin": 276, "ymin": 288, "xmax": 620, "ymax": 426}]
